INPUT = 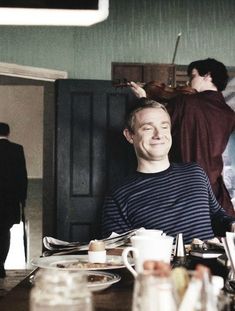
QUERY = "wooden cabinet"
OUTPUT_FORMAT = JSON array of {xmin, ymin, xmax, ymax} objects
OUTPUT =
[
  {"xmin": 112, "ymin": 62, "xmax": 192, "ymax": 87},
  {"xmin": 112, "ymin": 62, "xmax": 235, "ymax": 89},
  {"xmin": 112, "ymin": 62, "xmax": 176, "ymax": 86}
]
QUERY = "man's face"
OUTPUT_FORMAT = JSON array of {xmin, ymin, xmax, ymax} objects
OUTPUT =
[{"xmin": 128, "ymin": 107, "xmax": 172, "ymax": 161}]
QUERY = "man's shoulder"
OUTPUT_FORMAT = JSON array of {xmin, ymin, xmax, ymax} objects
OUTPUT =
[
  {"xmin": 171, "ymin": 162, "xmax": 209, "ymax": 185},
  {"xmin": 167, "ymin": 93, "xmax": 202, "ymax": 114},
  {"xmin": 184, "ymin": 91, "xmax": 228, "ymax": 107},
  {"xmin": 108, "ymin": 173, "xmax": 140, "ymax": 194},
  {"xmin": 172, "ymin": 162, "xmax": 204, "ymax": 173},
  {"xmin": 7, "ymin": 141, "xmax": 23, "ymax": 149},
  {"xmin": 0, "ymin": 140, "xmax": 23, "ymax": 154},
  {"xmin": 172, "ymin": 161, "xmax": 199, "ymax": 168}
]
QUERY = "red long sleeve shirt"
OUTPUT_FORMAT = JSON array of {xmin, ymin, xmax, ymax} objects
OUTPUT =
[{"xmin": 167, "ymin": 90, "xmax": 235, "ymax": 216}]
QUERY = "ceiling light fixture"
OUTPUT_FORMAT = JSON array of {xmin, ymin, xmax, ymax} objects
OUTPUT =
[{"xmin": 0, "ymin": 0, "xmax": 109, "ymax": 26}]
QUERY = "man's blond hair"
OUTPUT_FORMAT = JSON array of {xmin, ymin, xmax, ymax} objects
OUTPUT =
[{"xmin": 125, "ymin": 98, "xmax": 170, "ymax": 133}]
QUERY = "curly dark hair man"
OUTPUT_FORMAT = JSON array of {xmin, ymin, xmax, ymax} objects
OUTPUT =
[{"xmin": 187, "ymin": 58, "xmax": 228, "ymax": 91}]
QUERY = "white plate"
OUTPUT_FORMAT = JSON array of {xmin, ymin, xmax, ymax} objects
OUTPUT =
[
  {"xmin": 85, "ymin": 271, "xmax": 121, "ymax": 291},
  {"xmin": 31, "ymin": 255, "xmax": 133, "ymax": 270},
  {"xmin": 29, "ymin": 270, "xmax": 121, "ymax": 292}
]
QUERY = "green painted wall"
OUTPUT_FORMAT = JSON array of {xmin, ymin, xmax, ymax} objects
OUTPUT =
[{"xmin": 0, "ymin": 0, "xmax": 234, "ymax": 79}]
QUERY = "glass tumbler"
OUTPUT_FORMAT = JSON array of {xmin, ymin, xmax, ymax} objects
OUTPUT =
[
  {"xmin": 132, "ymin": 271, "xmax": 178, "ymax": 311},
  {"xmin": 30, "ymin": 268, "xmax": 93, "ymax": 311}
]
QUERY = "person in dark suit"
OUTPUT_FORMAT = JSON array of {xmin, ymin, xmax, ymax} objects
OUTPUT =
[{"xmin": 0, "ymin": 122, "xmax": 27, "ymax": 278}]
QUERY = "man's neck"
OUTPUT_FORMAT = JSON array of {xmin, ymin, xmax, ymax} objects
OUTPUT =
[
  {"xmin": 199, "ymin": 83, "xmax": 217, "ymax": 92},
  {"xmin": 137, "ymin": 158, "xmax": 170, "ymax": 173}
]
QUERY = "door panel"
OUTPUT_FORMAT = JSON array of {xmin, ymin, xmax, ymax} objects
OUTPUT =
[{"xmin": 56, "ymin": 79, "xmax": 136, "ymax": 242}]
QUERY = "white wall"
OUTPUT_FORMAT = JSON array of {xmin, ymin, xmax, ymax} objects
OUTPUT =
[{"xmin": 0, "ymin": 85, "xmax": 44, "ymax": 178}]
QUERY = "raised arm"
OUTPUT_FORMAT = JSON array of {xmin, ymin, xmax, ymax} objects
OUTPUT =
[{"xmin": 129, "ymin": 81, "xmax": 147, "ymax": 98}]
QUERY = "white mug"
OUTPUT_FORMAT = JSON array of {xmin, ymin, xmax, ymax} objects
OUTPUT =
[
  {"xmin": 135, "ymin": 228, "xmax": 163, "ymax": 237},
  {"xmin": 122, "ymin": 235, "xmax": 174, "ymax": 277}
]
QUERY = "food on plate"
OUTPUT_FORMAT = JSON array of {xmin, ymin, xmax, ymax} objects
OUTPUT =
[
  {"xmin": 56, "ymin": 260, "xmax": 119, "ymax": 269},
  {"xmin": 87, "ymin": 274, "xmax": 108, "ymax": 283}
]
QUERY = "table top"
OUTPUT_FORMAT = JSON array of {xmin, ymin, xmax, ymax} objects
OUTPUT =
[
  {"xmin": 0, "ymin": 248, "xmax": 134, "ymax": 311},
  {"xmin": 0, "ymin": 251, "xmax": 229, "ymax": 311},
  {"xmin": 0, "ymin": 268, "xmax": 134, "ymax": 311}
]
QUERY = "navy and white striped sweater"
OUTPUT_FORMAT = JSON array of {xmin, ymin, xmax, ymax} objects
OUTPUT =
[{"xmin": 102, "ymin": 162, "xmax": 234, "ymax": 244}]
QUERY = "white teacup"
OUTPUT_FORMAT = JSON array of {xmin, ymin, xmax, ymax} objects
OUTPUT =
[
  {"xmin": 122, "ymin": 235, "xmax": 174, "ymax": 277},
  {"xmin": 135, "ymin": 228, "xmax": 163, "ymax": 237}
]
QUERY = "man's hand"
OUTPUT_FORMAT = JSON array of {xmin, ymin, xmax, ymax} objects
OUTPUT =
[{"xmin": 129, "ymin": 81, "xmax": 147, "ymax": 98}]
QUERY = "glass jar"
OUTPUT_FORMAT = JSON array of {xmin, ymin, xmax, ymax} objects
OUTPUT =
[
  {"xmin": 132, "ymin": 271, "xmax": 178, "ymax": 311},
  {"xmin": 30, "ymin": 268, "xmax": 93, "ymax": 311}
]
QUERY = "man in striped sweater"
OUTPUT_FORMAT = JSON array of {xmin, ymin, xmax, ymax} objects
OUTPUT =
[
  {"xmin": 102, "ymin": 99, "xmax": 235, "ymax": 244},
  {"xmin": 129, "ymin": 58, "xmax": 235, "ymax": 218}
]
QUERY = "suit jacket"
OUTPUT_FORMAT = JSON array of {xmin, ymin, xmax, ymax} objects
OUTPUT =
[{"xmin": 0, "ymin": 138, "xmax": 28, "ymax": 227}]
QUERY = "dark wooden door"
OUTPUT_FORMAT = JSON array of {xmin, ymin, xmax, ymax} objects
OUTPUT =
[{"xmin": 56, "ymin": 79, "xmax": 136, "ymax": 242}]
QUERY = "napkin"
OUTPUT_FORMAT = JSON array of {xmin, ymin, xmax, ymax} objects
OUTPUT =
[{"xmin": 43, "ymin": 228, "xmax": 140, "ymax": 256}]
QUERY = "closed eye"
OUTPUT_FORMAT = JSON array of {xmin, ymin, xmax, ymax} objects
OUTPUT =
[{"xmin": 142, "ymin": 126, "xmax": 153, "ymax": 131}]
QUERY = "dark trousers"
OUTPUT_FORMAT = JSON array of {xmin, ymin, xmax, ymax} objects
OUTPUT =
[{"xmin": 0, "ymin": 225, "xmax": 11, "ymax": 267}]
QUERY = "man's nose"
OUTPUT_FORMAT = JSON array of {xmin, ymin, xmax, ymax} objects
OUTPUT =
[{"xmin": 153, "ymin": 128, "xmax": 162, "ymax": 138}]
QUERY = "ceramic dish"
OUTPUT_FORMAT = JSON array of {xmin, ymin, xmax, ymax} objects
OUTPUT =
[
  {"xmin": 29, "ymin": 270, "xmax": 121, "ymax": 291},
  {"xmin": 31, "ymin": 254, "xmax": 134, "ymax": 270},
  {"xmin": 86, "ymin": 271, "xmax": 121, "ymax": 291}
]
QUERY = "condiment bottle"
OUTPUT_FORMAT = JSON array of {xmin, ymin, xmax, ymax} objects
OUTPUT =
[
  {"xmin": 172, "ymin": 233, "xmax": 187, "ymax": 268},
  {"xmin": 132, "ymin": 261, "xmax": 178, "ymax": 311},
  {"xmin": 132, "ymin": 271, "xmax": 178, "ymax": 311},
  {"xmin": 30, "ymin": 268, "xmax": 93, "ymax": 311}
]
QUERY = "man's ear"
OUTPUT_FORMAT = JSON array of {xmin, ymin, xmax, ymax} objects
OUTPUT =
[
  {"xmin": 204, "ymin": 72, "xmax": 212, "ymax": 82},
  {"xmin": 123, "ymin": 128, "xmax": 134, "ymax": 144}
]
